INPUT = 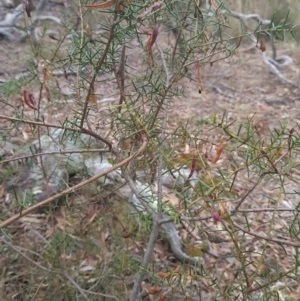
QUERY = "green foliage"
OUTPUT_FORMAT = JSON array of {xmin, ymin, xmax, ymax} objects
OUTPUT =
[
  {"xmin": 0, "ymin": 0, "xmax": 299, "ymax": 300},
  {"xmin": 0, "ymin": 78, "xmax": 24, "ymax": 97}
]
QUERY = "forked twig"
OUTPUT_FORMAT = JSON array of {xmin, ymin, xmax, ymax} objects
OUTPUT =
[{"xmin": 0, "ymin": 114, "xmax": 113, "ymax": 149}]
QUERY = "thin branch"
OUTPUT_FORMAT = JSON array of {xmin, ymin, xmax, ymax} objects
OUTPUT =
[
  {"xmin": 79, "ymin": 5, "xmax": 119, "ymax": 129},
  {"xmin": 0, "ymin": 115, "xmax": 113, "ymax": 149},
  {"xmin": 235, "ymin": 208, "xmax": 300, "ymax": 213},
  {"xmin": 232, "ymin": 220, "xmax": 300, "ymax": 247}
]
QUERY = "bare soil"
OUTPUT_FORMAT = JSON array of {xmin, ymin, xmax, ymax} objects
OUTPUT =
[{"xmin": 1, "ymin": 2, "xmax": 300, "ymax": 300}]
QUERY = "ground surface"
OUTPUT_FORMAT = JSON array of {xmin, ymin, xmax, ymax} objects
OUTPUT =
[{"xmin": 1, "ymin": 1, "xmax": 300, "ymax": 300}]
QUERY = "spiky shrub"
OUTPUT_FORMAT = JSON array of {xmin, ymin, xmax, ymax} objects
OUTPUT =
[{"xmin": 0, "ymin": 0, "xmax": 298, "ymax": 300}]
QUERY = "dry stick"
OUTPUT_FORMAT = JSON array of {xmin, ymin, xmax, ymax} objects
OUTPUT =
[
  {"xmin": 231, "ymin": 221, "xmax": 300, "ymax": 247},
  {"xmin": 0, "ymin": 115, "xmax": 113, "ymax": 149},
  {"xmin": 79, "ymin": 6, "xmax": 118, "ymax": 129},
  {"xmin": 236, "ymin": 208, "xmax": 300, "ymax": 213},
  {"xmin": 116, "ymin": 45, "xmax": 126, "ymax": 112},
  {"xmin": 0, "ymin": 137, "xmax": 147, "ymax": 229}
]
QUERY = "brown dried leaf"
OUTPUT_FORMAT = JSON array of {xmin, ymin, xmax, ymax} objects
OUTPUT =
[
  {"xmin": 147, "ymin": 25, "xmax": 158, "ymax": 66},
  {"xmin": 195, "ymin": 61, "xmax": 203, "ymax": 94},
  {"xmin": 210, "ymin": 0, "xmax": 217, "ymax": 9},
  {"xmin": 211, "ymin": 143, "xmax": 223, "ymax": 164},
  {"xmin": 23, "ymin": 0, "xmax": 33, "ymax": 17},
  {"xmin": 137, "ymin": 2, "xmax": 161, "ymax": 20},
  {"xmin": 141, "ymin": 282, "xmax": 159, "ymax": 295},
  {"xmin": 49, "ymin": 33, "xmax": 59, "ymax": 41},
  {"xmin": 147, "ymin": 25, "xmax": 158, "ymax": 52},
  {"xmin": 210, "ymin": 207, "xmax": 222, "ymax": 224},
  {"xmin": 84, "ymin": 0, "xmax": 114, "ymax": 10},
  {"xmin": 188, "ymin": 156, "xmax": 197, "ymax": 179},
  {"xmin": 22, "ymin": 90, "xmax": 38, "ymax": 110},
  {"xmin": 44, "ymin": 67, "xmax": 51, "ymax": 82},
  {"xmin": 173, "ymin": 265, "xmax": 181, "ymax": 273},
  {"xmin": 85, "ymin": 23, "xmax": 92, "ymax": 39},
  {"xmin": 118, "ymin": 0, "xmax": 133, "ymax": 12},
  {"xmin": 288, "ymin": 127, "xmax": 295, "ymax": 150},
  {"xmin": 157, "ymin": 293, "xmax": 166, "ymax": 301},
  {"xmin": 260, "ymin": 39, "xmax": 266, "ymax": 52},
  {"xmin": 174, "ymin": 153, "xmax": 207, "ymax": 171},
  {"xmin": 209, "ymin": 0, "xmax": 224, "ymax": 22},
  {"xmin": 218, "ymin": 202, "xmax": 228, "ymax": 219},
  {"xmin": 216, "ymin": 8, "xmax": 225, "ymax": 23},
  {"xmin": 44, "ymin": 85, "xmax": 51, "ymax": 102},
  {"xmin": 170, "ymin": 170, "xmax": 177, "ymax": 179},
  {"xmin": 158, "ymin": 271, "xmax": 171, "ymax": 279},
  {"xmin": 88, "ymin": 82, "xmax": 98, "ymax": 108},
  {"xmin": 148, "ymin": 286, "xmax": 161, "ymax": 295}
]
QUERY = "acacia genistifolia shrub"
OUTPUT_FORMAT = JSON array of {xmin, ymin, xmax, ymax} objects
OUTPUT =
[{"xmin": 0, "ymin": 0, "xmax": 298, "ymax": 300}]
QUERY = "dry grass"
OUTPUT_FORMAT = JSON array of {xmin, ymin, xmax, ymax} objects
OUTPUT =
[{"xmin": 1, "ymin": 0, "xmax": 300, "ymax": 300}]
